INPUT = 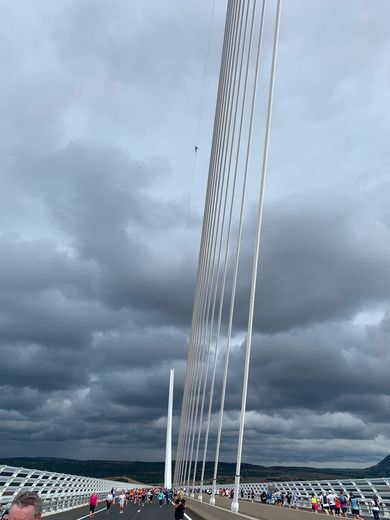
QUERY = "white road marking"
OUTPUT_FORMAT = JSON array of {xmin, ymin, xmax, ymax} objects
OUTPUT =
[{"xmin": 74, "ymin": 507, "xmax": 106, "ymax": 520}]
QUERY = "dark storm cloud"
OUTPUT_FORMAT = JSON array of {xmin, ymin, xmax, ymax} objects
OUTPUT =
[
  {"xmin": 241, "ymin": 191, "xmax": 390, "ymax": 333},
  {"xmin": 213, "ymin": 312, "xmax": 390, "ymax": 464},
  {"xmin": 1, "ymin": 0, "xmax": 390, "ymax": 470},
  {"xmin": 7, "ymin": 142, "xmax": 198, "ymax": 323}
]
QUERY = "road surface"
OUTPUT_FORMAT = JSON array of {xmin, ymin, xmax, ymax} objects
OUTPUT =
[{"xmin": 49, "ymin": 500, "xmax": 204, "ymax": 520}]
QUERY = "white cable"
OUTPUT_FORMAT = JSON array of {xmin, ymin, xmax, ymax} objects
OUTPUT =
[
  {"xmin": 179, "ymin": 0, "xmax": 237, "ymax": 489},
  {"xmin": 211, "ymin": 0, "xmax": 266, "ymax": 504},
  {"xmin": 198, "ymin": 0, "xmax": 253, "ymax": 500},
  {"xmin": 185, "ymin": 0, "xmax": 243, "ymax": 492},
  {"xmin": 231, "ymin": 0, "xmax": 282, "ymax": 512},
  {"xmin": 190, "ymin": 0, "xmax": 250, "ymax": 496}
]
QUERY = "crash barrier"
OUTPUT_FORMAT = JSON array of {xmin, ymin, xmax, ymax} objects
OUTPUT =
[
  {"xmin": 210, "ymin": 477, "xmax": 390, "ymax": 517},
  {"xmin": 0, "ymin": 464, "xmax": 135, "ymax": 516}
]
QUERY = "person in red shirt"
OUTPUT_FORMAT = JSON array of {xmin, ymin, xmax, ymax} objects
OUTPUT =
[{"xmin": 89, "ymin": 493, "xmax": 98, "ymax": 518}]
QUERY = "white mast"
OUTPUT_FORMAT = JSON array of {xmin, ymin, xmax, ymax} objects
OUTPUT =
[{"xmin": 164, "ymin": 368, "xmax": 174, "ymax": 489}]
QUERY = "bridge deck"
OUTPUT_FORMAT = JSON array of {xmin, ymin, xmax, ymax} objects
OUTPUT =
[
  {"xmin": 48, "ymin": 500, "xmax": 205, "ymax": 520},
  {"xmin": 187, "ymin": 496, "xmax": 374, "ymax": 520},
  {"xmin": 47, "ymin": 497, "xmax": 377, "ymax": 520}
]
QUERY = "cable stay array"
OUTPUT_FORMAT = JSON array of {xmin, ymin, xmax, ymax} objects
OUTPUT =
[{"xmin": 174, "ymin": 0, "xmax": 282, "ymax": 514}]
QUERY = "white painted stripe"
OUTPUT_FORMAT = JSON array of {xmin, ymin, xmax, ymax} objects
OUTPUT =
[
  {"xmin": 169, "ymin": 501, "xmax": 192, "ymax": 520},
  {"xmin": 74, "ymin": 507, "xmax": 106, "ymax": 520}
]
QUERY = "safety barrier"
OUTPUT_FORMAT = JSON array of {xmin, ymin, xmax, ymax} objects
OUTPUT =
[
  {"xmin": 0, "ymin": 465, "xmax": 136, "ymax": 516},
  {"xmin": 214, "ymin": 477, "xmax": 390, "ymax": 517}
]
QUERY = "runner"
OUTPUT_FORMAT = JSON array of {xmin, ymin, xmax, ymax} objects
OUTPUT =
[
  {"xmin": 173, "ymin": 491, "xmax": 186, "ymax": 520},
  {"xmin": 323, "ymin": 492, "xmax": 330, "ymax": 515},
  {"xmin": 158, "ymin": 489, "xmax": 165, "ymax": 507},
  {"xmin": 89, "ymin": 493, "xmax": 98, "ymax": 518},
  {"xmin": 335, "ymin": 495, "xmax": 341, "ymax": 516},
  {"xmin": 311, "ymin": 494, "xmax": 319, "ymax": 514},
  {"xmin": 340, "ymin": 492, "xmax": 348, "ymax": 518},
  {"xmin": 118, "ymin": 491, "xmax": 125, "ymax": 514},
  {"xmin": 327, "ymin": 490, "xmax": 337, "ymax": 516},
  {"xmin": 350, "ymin": 493, "xmax": 362, "ymax": 520}
]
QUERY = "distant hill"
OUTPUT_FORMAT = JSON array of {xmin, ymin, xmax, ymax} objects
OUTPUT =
[
  {"xmin": 365, "ymin": 455, "xmax": 390, "ymax": 477},
  {"xmin": 0, "ymin": 458, "xmax": 165, "ymax": 485},
  {"xmin": 1, "ymin": 456, "xmax": 389, "ymax": 485}
]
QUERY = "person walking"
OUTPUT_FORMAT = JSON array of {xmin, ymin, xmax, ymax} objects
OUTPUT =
[
  {"xmin": 105, "ymin": 491, "xmax": 113, "ymax": 513},
  {"xmin": 371, "ymin": 496, "xmax": 381, "ymax": 520},
  {"xmin": 89, "ymin": 493, "xmax": 98, "ymax": 518}
]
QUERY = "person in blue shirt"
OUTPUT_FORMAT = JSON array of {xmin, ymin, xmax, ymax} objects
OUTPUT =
[{"xmin": 349, "ymin": 493, "xmax": 362, "ymax": 520}]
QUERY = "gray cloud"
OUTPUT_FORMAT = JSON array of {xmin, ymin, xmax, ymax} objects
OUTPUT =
[{"xmin": 1, "ymin": 0, "xmax": 390, "ymax": 471}]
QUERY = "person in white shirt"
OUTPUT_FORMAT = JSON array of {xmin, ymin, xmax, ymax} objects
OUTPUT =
[
  {"xmin": 326, "ymin": 492, "xmax": 337, "ymax": 516},
  {"xmin": 105, "ymin": 492, "xmax": 113, "ymax": 513},
  {"xmin": 118, "ymin": 492, "xmax": 125, "ymax": 514},
  {"xmin": 371, "ymin": 496, "xmax": 381, "ymax": 520}
]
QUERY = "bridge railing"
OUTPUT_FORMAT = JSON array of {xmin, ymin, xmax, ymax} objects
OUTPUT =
[
  {"xmin": 0, "ymin": 465, "xmax": 136, "ymax": 516},
  {"xmin": 218, "ymin": 477, "xmax": 390, "ymax": 517}
]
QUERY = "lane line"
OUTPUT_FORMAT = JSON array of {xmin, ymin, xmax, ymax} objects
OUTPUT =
[
  {"xmin": 169, "ymin": 500, "xmax": 193, "ymax": 520},
  {"xmin": 74, "ymin": 507, "xmax": 106, "ymax": 520}
]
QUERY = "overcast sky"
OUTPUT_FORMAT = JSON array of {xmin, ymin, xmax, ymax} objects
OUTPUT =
[{"xmin": 1, "ymin": 0, "xmax": 390, "ymax": 472}]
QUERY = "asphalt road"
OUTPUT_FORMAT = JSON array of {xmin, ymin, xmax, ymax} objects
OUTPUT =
[{"xmin": 48, "ymin": 500, "xmax": 204, "ymax": 520}]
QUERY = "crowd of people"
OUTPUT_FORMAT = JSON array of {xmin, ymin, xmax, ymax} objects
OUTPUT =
[
  {"xmin": 212, "ymin": 487, "xmax": 384, "ymax": 520},
  {"xmin": 90, "ymin": 487, "xmax": 185, "ymax": 518},
  {"xmin": 0, "ymin": 488, "xmax": 186, "ymax": 520},
  {"xmin": 100, "ymin": 486, "xmax": 174, "ymax": 513},
  {"xmin": 0, "ymin": 486, "xmax": 386, "ymax": 520}
]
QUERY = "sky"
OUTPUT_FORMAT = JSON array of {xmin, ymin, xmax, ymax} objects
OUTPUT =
[{"xmin": 1, "ymin": 0, "xmax": 390, "ymax": 471}]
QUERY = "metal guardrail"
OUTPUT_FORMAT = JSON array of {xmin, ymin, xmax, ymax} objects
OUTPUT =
[
  {"xmin": 219, "ymin": 478, "xmax": 390, "ymax": 517},
  {"xmin": 0, "ymin": 465, "xmax": 136, "ymax": 516}
]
